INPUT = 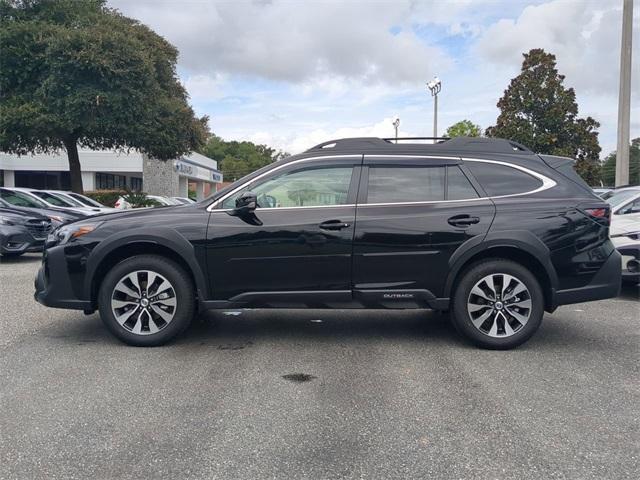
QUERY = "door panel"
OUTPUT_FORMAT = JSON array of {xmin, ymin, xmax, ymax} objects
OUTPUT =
[
  {"xmin": 206, "ymin": 206, "xmax": 356, "ymax": 300},
  {"xmin": 206, "ymin": 158, "xmax": 361, "ymax": 301},
  {"xmin": 352, "ymin": 160, "xmax": 496, "ymax": 300}
]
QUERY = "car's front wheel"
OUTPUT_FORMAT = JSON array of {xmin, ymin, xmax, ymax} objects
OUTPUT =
[
  {"xmin": 98, "ymin": 255, "xmax": 195, "ymax": 346},
  {"xmin": 451, "ymin": 259, "xmax": 544, "ymax": 349}
]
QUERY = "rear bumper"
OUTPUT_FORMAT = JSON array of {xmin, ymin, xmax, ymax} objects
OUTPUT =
[
  {"xmin": 552, "ymin": 250, "xmax": 622, "ymax": 307},
  {"xmin": 34, "ymin": 248, "xmax": 92, "ymax": 310},
  {"xmin": 617, "ymin": 244, "xmax": 640, "ymax": 283}
]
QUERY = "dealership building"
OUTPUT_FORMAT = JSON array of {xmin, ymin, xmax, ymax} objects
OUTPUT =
[{"xmin": 0, "ymin": 149, "xmax": 223, "ymax": 200}]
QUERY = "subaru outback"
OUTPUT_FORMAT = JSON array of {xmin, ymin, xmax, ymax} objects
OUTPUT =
[{"xmin": 34, "ymin": 137, "xmax": 621, "ymax": 349}]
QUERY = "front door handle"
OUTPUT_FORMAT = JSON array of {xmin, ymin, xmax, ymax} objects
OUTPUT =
[
  {"xmin": 447, "ymin": 214, "xmax": 480, "ymax": 228},
  {"xmin": 319, "ymin": 219, "xmax": 351, "ymax": 231}
]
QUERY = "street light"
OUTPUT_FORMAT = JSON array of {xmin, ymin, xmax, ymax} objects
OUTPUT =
[
  {"xmin": 427, "ymin": 76, "xmax": 441, "ymax": 139},
  {"xmin": 392, "ymin": 116, "xmax": 400, "ymax": 143}
]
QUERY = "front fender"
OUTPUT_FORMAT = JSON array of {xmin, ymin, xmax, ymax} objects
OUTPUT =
[{"xmin": 83, "ymin": 226, "xmax": 209, "ymax": 301}]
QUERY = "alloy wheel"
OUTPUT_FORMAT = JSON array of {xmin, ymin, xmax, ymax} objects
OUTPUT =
[
  {"xmin": 467, "ymin": 273, "xmax": 532, "ymax": 338},
  {"xmin": 110, "ymin": 270, "xmax": 177, "ymax": 335}
]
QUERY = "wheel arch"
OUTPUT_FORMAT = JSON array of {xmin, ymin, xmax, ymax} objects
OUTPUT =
[
  {"xmin": 445, "ymin": 232, "xmax": 558, "ymax": 311},
  {"xmin": 85, "ymin": 233, "xmax": 208, "ymax": 309}
]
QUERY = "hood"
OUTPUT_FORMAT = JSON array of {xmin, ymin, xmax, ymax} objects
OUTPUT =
[
  {"xmin": 89, "ymin": 203, "xmax": 191, "ymax": 223},
  {"xmin": 610, "ymin": 214, "xmax": 640, "ymax": 235},
  {"xmin": 0, "ymin": 206, "xmax": 47, "ymax": 222}
]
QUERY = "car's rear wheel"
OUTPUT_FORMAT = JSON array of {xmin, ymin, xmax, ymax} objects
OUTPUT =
[
  {"xmin": 98, "ymin": 255, "xmax": 195, "ymax": 346},
  {"xmin": 451, "ymin": 259, "xmax": 544, "ymax": 349}
]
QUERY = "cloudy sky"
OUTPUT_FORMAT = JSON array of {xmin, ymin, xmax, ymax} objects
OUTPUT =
[{"xmin": 109, "ymin": 0, "xmax": 638, "ymax": 157}]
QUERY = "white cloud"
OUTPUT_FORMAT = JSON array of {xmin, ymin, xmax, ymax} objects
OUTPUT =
[
  {"xmin": 109, "ymin": 0, "xmax": 638, "ymax": 159},
  {"xmin": 475, "ymin": 0, "xmax": 640, "ymax": 96},
  {"xmin": 111, "ymin": 0, "xmax": 453, "ymax": 86},
  {"xmin": 230, "ymin": 117, "xmax": 417, "ymax": 155}
]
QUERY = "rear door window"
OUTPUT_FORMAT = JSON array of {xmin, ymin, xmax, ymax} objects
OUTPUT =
[
  {"xmin": 366, "ymin": 166, "xmax": 445, "ymax": 203},
  {"xmin": 465, "ymin": 161, "xmax": 542, "ymax": 196},
  {"xmin": 447, "ymin": 166, "xmax": 479, "ymax": 200}
]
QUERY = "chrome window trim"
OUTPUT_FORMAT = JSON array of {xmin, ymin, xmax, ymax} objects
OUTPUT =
[
  {"xmin": 460, "ymin": 157, "xmax": 556, "ymax": 199},
  {"xmin": 207, "ymin": 154, "xmax": 557, "ymax": 212},
  {"xmin": 206, "ymin": 154, "xmax": 362, "ymax": 212}
]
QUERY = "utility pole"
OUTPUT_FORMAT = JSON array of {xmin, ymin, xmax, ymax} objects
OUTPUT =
[
  {"xmin": 392, "ymin": 117, "xmax": 400, "ymax": 143},
  {"xmin": 427, "ymin": 77, "xmax": 441, "ymax": 140},
  {"xmin": 615, "ymin": 0, "xmax": 633, "ymax": 186}
]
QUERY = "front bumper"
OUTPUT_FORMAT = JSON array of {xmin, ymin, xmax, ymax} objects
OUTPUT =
[
  {"xmin": 553, "ymin": 249, "xmax": 622, "ymax": 307},
  {"xmin": 1, "ymin": 228, "xmax": 46, "ymax": 254},
  {"xmin": 34, "ymin": 248, "xmax": 92, "ymax": 310}
]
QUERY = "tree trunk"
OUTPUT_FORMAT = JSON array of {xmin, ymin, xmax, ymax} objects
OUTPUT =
[{"xmin": 63, "ymin": 137, "xmax": 83, "ymax": 193}]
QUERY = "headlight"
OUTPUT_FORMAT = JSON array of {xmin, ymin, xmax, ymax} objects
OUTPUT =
[
  {"xmin": 49, "ymin": 221, "xmax": 103, "ymax": 245},
  {"xmin": 48, "ymin": 215, "xmax": 64, "ymax": 224},
  {"xmin": 0, "ymin": 215, "xmax": 16, "ymax": 226}
]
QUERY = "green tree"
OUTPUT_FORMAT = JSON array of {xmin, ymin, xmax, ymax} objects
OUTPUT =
[
  {"xmin": 0, "ymin": 0, "xmax": 208, "ymax": 193},
  {"xmin": 445, "ymin": 120, "xmax": 481, "ymax": 138},
  {"xmin": 486, "ymin": 48, "xmax": 601, "ymax": 185},
  {"xmin": 600, "ymin": 138, "xmax": 640, "ymax": 186},
  {"xmin": 199, "ymin": 135, "xmax": 289, "ymax": 182}
]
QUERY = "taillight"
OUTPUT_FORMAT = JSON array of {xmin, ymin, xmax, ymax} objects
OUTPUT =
[
  {"xmin": 584, "ymin": 208, "xmax": 608, "ymax": 219},
  {"xmin": 581, "ymin": 205, "xmax": 611, "ymax": 224}
]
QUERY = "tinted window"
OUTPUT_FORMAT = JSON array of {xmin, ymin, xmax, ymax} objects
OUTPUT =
[
  {"xmin": 465, "ymin": 161, "xmax": 542, "ymax": 196},
  {"xmin": 32, "ymin": 191, "xmax": 74, "ymax": 207},
  {"xmin": 605, "ymin": 189, "xmax": 640, "ymax": 207},
  {"xmin": 0, "ymin": 189, "xmax": 47, "ymax": 208},
  {"xmin": 618, "ymin": 197, "xmax": 640, "ymax": 215},
  {"xmin": 447, "ymin": 166, "xmax": 479, "ymax": 200},
  {"xmin": 367, "ymin": 166, "xmax": 445, "ymax": 203},
  {"xmin": 222, "ymin": 166, "xmax": 353, "ymax": 209},
  {"xmin": 69, "ymin": 193, "xmax": 103, "ymax": 207}
]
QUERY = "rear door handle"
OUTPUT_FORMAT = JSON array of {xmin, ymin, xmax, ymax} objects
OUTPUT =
[
  {"xmin": 319, "ymin": 219, "xmax": 351, "ymax": 231},
  {"xmin": 447, "ymin": 215, "xmax": 480, "ymax": 227}
]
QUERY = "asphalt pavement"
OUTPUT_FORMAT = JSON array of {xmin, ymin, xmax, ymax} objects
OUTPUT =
[{"xmin": 1, "ymin": 254, "xmax": 638, "ymax": 480}]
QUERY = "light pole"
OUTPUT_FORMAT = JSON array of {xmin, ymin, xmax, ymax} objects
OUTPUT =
[
  {"xmin": 615, "ymin": 0, "xmax": 633, "ymax": 186},
  {"xmin": 392, "ymin": 117, "xmax": 400, "ymax": 143},
  {"xmin": 427, "ymin": 76, "xmax": 441, "ymax": 139}
]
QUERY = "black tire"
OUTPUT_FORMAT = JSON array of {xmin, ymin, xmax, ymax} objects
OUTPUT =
[
  {"xmin": 98, "ymin": 255, "xmax": 195, "ymax": 346},
  {"xmin": 451, "ymin": 259, "xmax": 544, "ymax": 350}
]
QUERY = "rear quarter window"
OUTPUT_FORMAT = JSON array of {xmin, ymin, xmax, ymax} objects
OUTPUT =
[{"xmin": 465, "ymin": 161, "xmax": 542, "ymax": 197}]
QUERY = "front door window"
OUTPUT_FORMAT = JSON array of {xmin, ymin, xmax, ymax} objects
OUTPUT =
[{"xmin": 221, "ymin": 166, "xmax": 353, "ymax": 209}]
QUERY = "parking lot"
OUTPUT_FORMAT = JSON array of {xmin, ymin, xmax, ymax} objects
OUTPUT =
[{"xmin": 0, "ymin": 254, "xmax": 638, "ymax": 480}]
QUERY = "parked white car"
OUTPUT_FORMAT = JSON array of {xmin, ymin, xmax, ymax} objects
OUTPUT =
[
  {"xmin": 114, "ymin": 194, "xmax": 181, "ymax": 209},
  {"xmin": 608, "ymin": 189, "xmax": 640, "ymax": 284},
  {"xmin": 44, "ymin": 190, "xmax": 117, "ymax": 214},
  {"xmin": 171, "ymin": 196, "xmax": 196, "ymax": 205}
]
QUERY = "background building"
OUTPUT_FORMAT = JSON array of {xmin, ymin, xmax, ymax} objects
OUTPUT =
[{"xmin": 0, "ymin": 149, "xmax": 222, "ymax": 200}]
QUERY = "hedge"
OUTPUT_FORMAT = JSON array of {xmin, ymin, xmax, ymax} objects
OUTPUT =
[{"xmin": 84, "ymin": 190, "xmax": 127, "ymax": 207}]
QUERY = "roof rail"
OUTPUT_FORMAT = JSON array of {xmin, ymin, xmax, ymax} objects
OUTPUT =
[
  {"xmin": 307, "ymin": 137, "xmax": 390, "ymax": 151},
  {"xmin": 382, "ymin": 136, "xmax": 449, "ymax": 143},
  {"xmin": 305, "ymin": 136, "xmax": 534, "ymax": 155}
]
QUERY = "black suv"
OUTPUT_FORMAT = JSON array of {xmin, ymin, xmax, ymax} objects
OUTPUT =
[{"xmin": 34, "ymin": 137, "xmax": 621, "ymax": 349}]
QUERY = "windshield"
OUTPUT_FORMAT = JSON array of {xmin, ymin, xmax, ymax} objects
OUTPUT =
[
  {"xmin": 605, "ymin": 189, "xmax": 640, "ymax": 207},
  {"xmin": 68, "ymin": 193, "xmax": 104, "ymax": 208},
  {"xmin": 0, "ymin": 189, "xmax": 48, "ymax": 208},
  {"xmin": 32, "ymin": 191, "xmax": 76, "ymax": 207},
  {"xmin": 51, "ymin": 193, "xmax": 85, "ymax": 207}
]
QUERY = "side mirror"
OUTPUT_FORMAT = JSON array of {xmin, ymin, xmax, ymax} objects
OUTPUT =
[{"xmin": 232, "ymin": 191, "xmax": 258, "ymax": 215}]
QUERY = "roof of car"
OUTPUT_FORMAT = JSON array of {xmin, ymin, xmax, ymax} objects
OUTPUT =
[{"xmin": 302, "ymin": 136, "xmax": 537, "ymax": 157}]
